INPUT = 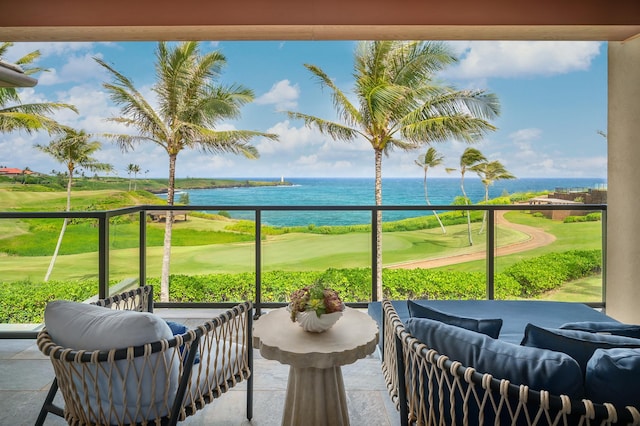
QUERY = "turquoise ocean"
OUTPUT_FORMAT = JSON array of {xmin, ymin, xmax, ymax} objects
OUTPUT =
[{"xmin": 176, "ymin": 177, "xmax": 607, "ymax": 227}]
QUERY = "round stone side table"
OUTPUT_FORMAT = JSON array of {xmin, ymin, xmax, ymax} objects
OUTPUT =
[{"xmin": 253, "ymin": 307, "xmax": 379, "ymax": 426}]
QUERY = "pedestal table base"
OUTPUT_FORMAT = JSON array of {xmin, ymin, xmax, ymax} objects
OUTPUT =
[{"xmin": 282, "ymin": 365, "xmax": 350, "ymax": 426}]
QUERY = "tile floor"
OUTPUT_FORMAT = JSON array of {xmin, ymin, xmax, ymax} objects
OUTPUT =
[{"xmin": 0, "ymin": 308, "xmax": 399, "ymax": 426}]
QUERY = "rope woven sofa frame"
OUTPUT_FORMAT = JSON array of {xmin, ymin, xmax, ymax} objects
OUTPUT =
[
  {"xmin": 35, "ymin": 285, "xmax": 254, "ymax": 426},
  {"xmin": 380, "ymin": 300, "xmax": 640, "ymax": 426},
  {"xmin": 93, "ymin": 285, "xmax": 154, "ymax": 313}
]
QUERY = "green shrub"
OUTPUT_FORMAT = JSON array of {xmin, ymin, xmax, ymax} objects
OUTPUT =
[
  {"xmin": 1, "ymin": 250, "xmax": 602, "ymax": 323},
  {"xmin": 0, "ymin": 279, "xmax": 99, "ymax": 323},
  {"xmin": 564, "ymin": 213, "xmax": 601, "ymax": 223},
  {"xmin": 503, "ymin": 249, "xmax": 601, "ymax": 296}
]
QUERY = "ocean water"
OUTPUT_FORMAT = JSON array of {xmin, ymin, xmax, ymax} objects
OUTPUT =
[{"xmin": 176, "ymin": 177, "xmax": 606, "ymax": 227}]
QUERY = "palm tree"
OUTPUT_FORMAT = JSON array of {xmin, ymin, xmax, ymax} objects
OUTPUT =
[
  {"xmin": 449, "ymin": 147, "xmax": 487, "ymax": 246},
  {"xmin": 0, "ymin": 42, "xmax": 76, "ymax": 134},
  {"xmin": 415, "ymin": 147, "xmax": 446, "ymax": 233},
  {"xmin": 96, "ymin": 41, "xmax": 278, "ymax": 302},
  {"xmin": 286, "ymin": 41, "xmax": 499, "ymax": 300},
  {"xmin": 126, "ymin": 163, "xmax": 141, "ymax": 190},
  {"xmin": 471, "ymin": 160, "xmax": 516, "ymax": 233},
  {"xmin": 36, "ymin": 129, "xmax": 113, "ymax": 281}
]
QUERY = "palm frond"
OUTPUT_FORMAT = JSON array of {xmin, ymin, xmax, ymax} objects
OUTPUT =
[
  {"xmin": 286, "ymin": 111, "xmax": 360, "ymax": 142},
  {"xmin": 180, "ymin": 126, "xmax": 278, "ymax": 159},
  {"xmin": 401, "ymin": 114, "xmax": 497, "ymax": 144},
  {"xmin": 304, "ymin": 63, "xmax": 361, "ymax": 127},
  {"xmin": 101, "ymin": 132, "xmax": 160, "ymax": 152},
  {"xmin": 0, "ymin": 110, "xmax": 74, "ymax": 134}
]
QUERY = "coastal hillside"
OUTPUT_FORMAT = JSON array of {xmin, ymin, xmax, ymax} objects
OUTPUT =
[{"xmin": 0, "ymin": 176, "xmax": 291, "ymax": 203}]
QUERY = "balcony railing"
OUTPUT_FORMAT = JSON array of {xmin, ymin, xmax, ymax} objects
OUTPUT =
[{"xmin": 0, "ymin": 203, "xmax": 607, "ymax": 338}]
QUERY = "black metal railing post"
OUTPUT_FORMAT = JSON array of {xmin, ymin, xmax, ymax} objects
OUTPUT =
[
  {"xmin": 371, "ymin": 209, "xmax": 378, "ymax": 302},
  {"xmin": 601, "ymin": 208, "xmax": 607, "ymax": 312},
  {"xmin": 255, "ymin": 210, "xmax": 262, "ymax": 316},
  {"xmin": 486, "ymin": 209, "xmax": 496, "ymax": 300},
  {"xmin": 98, "ymin": 214, "xmax": 109, "ymax": 299},
  {"xmin": 139, "ymin": 210, "xmax": 147, "ymax": 288}
]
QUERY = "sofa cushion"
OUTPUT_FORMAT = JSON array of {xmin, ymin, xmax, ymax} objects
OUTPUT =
[
  {"xmin": 560, "ymin": 321, "xmax": 640, "ymax": 339},
  {"xmin": 585, "ymin": 348, "xmax": 640, "ymax": 407},
  {"xmin": 406, "ymin": 317, "xmax": 584, "ymax": 397},
  {"xmin": 521, "ymin": 323, "xmax": 640, "ymax": 374},
  {"xmin": 44, "ymin": 300, "xmax": 179, "ymax": 424},
  {"xmin": 407, "ymin": 300, "xmax": 502, "ymax": 339},
  {"xmin": 165, "ymin": 320, "xmax": 200, "ymax": 364}
]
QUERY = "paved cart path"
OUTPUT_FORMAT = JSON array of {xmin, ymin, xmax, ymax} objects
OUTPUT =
[{"xmin": 390, "ymin": 211, "xmax": 556, "ymax": 269}]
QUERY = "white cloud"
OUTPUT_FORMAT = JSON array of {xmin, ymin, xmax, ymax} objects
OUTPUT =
[
  {"xmin": 39, "ymin": 52, "xmax": 107, "ymax": 85},
  {"xmin": 256, "ymin": 120, "xmax": 320, "ymax": 154},
  {"xmin": 255, "ymin": 80, "xmax": 300, "ymax": 110},
  {"xmin": 446, "ymin": 41, "xmax": 602, "ymax": 80}
]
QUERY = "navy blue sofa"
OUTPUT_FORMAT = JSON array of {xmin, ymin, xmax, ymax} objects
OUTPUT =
[
  {"xmin": 370, "ymin": 300, "xmax": 640, "ymax": 426},
  {"xmin": 368, "ymin": 299, "xmax": 618, "ymax": 346}
]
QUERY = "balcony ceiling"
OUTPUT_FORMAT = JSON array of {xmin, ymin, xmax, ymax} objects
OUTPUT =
[{"xmin": 1, "ymin": 0, "xmax": 639, "ymax": 42}]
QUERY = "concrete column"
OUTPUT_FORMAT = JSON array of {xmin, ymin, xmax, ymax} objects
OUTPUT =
[{"xmin": 607, "ymin": 38, "xmax": 640, "ymax": 323}]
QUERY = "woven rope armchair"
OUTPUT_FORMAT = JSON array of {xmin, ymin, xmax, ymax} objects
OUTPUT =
[
  {"xmin": 35, "ymin": 285, "xmax": 253, "ymax": 426},
  {"xmin": 381, "ymin": 300, "xmax": 640, "ymax": 426}
]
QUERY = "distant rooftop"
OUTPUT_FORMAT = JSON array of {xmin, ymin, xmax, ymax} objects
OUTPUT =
[{"xmin": 530, "ymin": 197, "xmax": 582, "ymax": 205}]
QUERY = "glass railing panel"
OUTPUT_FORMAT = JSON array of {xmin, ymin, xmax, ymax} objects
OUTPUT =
[
  {"xmin": 382, "ymin": 207, "xmax": 489, "ymax": 300},
  {"xmin": 494, "ymin": 206, "xmax": 604, "ymax": 305},
  {"xmin": 146, "ymin": 208, "xmax": 256, "ymax": 304},
  {"xmin": 0, "ymin": 215, "xmax": 100, "ymax": 330},
  {"xmin": 107, "ymin": 212, "xmax": 142, "ymax": 296},
  {"xmin": 259, "ymin": 209, "xmax": 372, "ymax": 305}
]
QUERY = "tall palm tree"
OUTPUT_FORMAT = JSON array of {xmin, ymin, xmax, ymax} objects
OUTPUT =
[
  {"xmin": 126, "ymin": 163, "xmax": 141, "ymax": 190},
  {"xmin": 0, "ymin": 42, "xmax": 76, "ymax": 134},
  {"xmin": 96, "ymin": 41, "xmax": 278, "ymax": 302},
  {"xmin": 286, "ymin": 41, "xmax": 499, "ymax": 300},
  {"xmin": 471, "ymin": 160, "xmax": 516, "ymax": 233},
  {"xmin": 36, "ymin": 129, "xmax": 113, "ymax": 281},
  {"xmin": 415, "ymin": 147, "xmax": 446, "ymax": 233},
  {"xmin": 132, "ymin": 164, "xmax": 140, "ymax": 190},
  {"xmin": 449, "ymin": 147, "xmax": 487, "ymax": 246}
]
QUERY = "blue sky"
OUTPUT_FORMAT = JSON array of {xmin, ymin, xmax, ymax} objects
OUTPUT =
[{"xmin": 1, "ymin": 40, "xmax": 607, "ymax": 179}]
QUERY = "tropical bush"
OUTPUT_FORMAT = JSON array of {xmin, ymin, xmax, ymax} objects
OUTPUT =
[
  {"xmin": 563, "ymin": 212, "xmax": 602, "ymax": 223},
  {"xmin": 1, "ymin": 249, "xmax": 602, "ymax": 323}
]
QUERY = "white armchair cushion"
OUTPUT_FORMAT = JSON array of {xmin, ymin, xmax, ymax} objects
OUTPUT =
[
  {"xmin": 44, "ymin": 300, "xmax": 180, "ymax": 424},
  {"xmin": 44, "ymin": 300, "xmax": 173, "ymax": 350}
]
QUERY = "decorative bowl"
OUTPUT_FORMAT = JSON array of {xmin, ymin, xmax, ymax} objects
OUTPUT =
[{"xmin": 291, "ymin": 309, "xmax": 343, "ymax": 333}]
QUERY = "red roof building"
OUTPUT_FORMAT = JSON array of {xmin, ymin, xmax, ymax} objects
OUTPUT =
[{"xmin": 0, "ymin": 167, "xmax": 33, "ymax": 176}]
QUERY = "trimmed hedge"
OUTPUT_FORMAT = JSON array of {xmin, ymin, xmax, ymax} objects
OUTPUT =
[{"xmin": 1, "ymin": 249, "xmax": 602, "ymax": 324}]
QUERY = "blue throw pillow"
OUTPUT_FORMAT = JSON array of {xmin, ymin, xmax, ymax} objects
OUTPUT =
[
  {"xmin": 165, "ymin": 320, "xmax": 200, "ymax": 364},
  {"xmin": 407, "ymin": 300, "xmax": 503, "ymax": 339},
  {"xmin": 585, "ymin": 348, "xmax": 640, "ymax": 407},
  {"xmin": 560, "ymin": 321, "xmax": 640, "ymax": 339},
  {"xmin": 406, "ymin": 317, "xmax": 584, "ymax": 397},
  {"xmin": 521, "ymin": 324, "xmax": 640, "ymax": 374}
]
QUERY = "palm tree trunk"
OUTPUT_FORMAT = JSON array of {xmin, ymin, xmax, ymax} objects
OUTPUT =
[
  {"xmin": 160, "ymin": 154, "xmax": 177, "ymax": 302},
  {"xmin": 44, "ymin": 172, "xmax": 73, "ymax": 281},
  {"xmin": 374, "ymin": 149, "xmax": 383, "ymax": 301},
  {"xmin": 424, "ymin": 171, "xmax": 446, "ymax": 234},
  {"xmin": 461, "ymin": 173, "xmax": 473, "ymax": 246}
]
